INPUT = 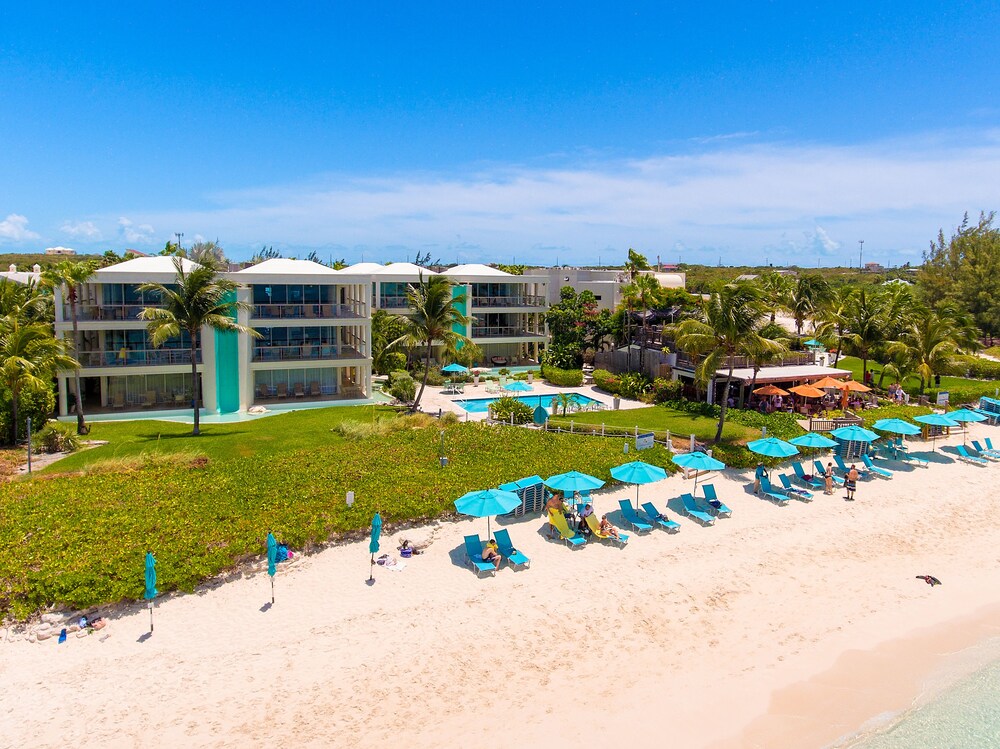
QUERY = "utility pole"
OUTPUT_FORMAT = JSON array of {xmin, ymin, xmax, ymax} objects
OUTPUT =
[
  {"xmin": 858, "ymin": 239, "xmax": 864, "ymax": 271},
  {"xmin": 175, "ymin": 232, "xmax": 184, "ymax": 253}
]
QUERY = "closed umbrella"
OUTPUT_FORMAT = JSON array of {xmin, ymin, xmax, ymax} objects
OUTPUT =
[
  {"xmin": 790, "ymin": 432, "xmax": 839, "ymax": 449},
  {"xmin": 144, "ymin": 551, "xmax": 157, "ymax": 633},
  {"xmin": 442, "ymin": 363, "xmax": 469, "ymax": 373},
  {"xmin": 266, "ymin": 532, "xmax": 277, "ymax": 604},
  {"xmin": 671, "ymin": 451, "xmax": 726, "ymax": 496},
  {"xmin": 611, "ymin": 460, "xmax": 668, "ymax": 509},
  {"xmin": 914, "ymin": 413, "xmax": 959, "ymax": 451},
  {"xmin": 503, "ymin": 380, "xmax": 533, "ymax": 392},
  {"xmin": 368, "ymin": 512, "xmax": 382, "ymax": 583},
  {"xmin": 454, "ymin": 488, "xmax": 521, "ymax": 538},
  {"xmin": 947, "ymin": 408, "xmax": 987, "ymax": 444}
]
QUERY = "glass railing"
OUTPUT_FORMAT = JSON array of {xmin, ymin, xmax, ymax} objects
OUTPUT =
[
  {"xmin": 252, "ymin": 345, "xmax": 364, "ymax": 362},
  {"xmin": 378, "ymin": 296, "xmax": 411, "ymax": 309},
  {"xmin": 471, "ymin": 295, "xmax": 546, "ymax": 307},
  {"xmin": 79, "ymin": 349, "xmax": 199, "ymax": 367},
  {"xmin": 69, "ymin": 304, "xmax": 166, "ymax": 321},
  {"xmin": 251, "ymin": 304, "xmax": 362, "ymax": 319},
  {"xmin": 471, "ymin": 326, "xmax": 545, "ymax": 338}
]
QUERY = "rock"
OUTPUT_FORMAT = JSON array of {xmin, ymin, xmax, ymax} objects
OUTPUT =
[
  {"xmin": 34, "ymin": 622, "xmax": 52, "ymax": 634},
  {"xmin": 41, "ymin": 613, "xmax": 64, "ymax": 625},
  {"xmin": 67, "ymin": 624, "xmax": 80, "ymax": 633},
  {"xmin": 35, "ymin": 630, "xmax": 52, "ymax": 641},
  {"xmin": 27, "ymin": 634, "xmax": 36, "ymax": 644}
]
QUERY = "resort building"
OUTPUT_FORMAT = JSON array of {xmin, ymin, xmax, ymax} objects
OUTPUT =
[
  {"xmin": 0, "ymin": 263, "xmax": 42, "ymax": 285},
  {"xmin": 532, "ymin": 267, "xmax": 686, "ymax": 312}
]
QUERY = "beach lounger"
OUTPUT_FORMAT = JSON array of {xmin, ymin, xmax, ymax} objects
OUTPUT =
[
  {"xmin": 956, "ymin": 445, "xmax": 990, "ymax": 466},
  {"xmin": 834, "ymin": 455, "xmax": 870, "ymax": 479},
  {"xmin": 972, "ymin": 440, "xmax": 1000, "ymax": 459},
  {"xmin": 640, "ymin": 501, "xmax": 681, "ymax": 533},
  {"xmin": 618, "ymin": 500, "xmax": 654, "ymax": 533},
  {"xmin": 584, "ymin": 513, "xmax": 628, "ymax": 547},
  {"xmin": 861, "ymin": 454, "xmax": 893, "ymax": 478},
  {"xmin": 778, "ymin": 473, "xmax": 813, "ymax": 500},
  {"xmin": 547, "ymin": 510, "xmax": 587, "ymax": 547},
  {"xmin": 680, "ymin": 494, "xmax": 715, "ymax": 526},
  {"xmin": 813, "ymin": 460, "xmax": 845, "ymax": 486},
  {"xmin": 973, "ymin": 409, "xmax": 1000, "ymax": 425},
  {"xmin": 793, "ymin": 462, "xmax": 824, "ymax": 489},
  {"xmin": 758, "ymin": 476, "xmax": 790, "ymax": 505},
  {"xmin": 493, "ymin": 529, "xmax": 530, "ymax": 569},
  {"xmin": 701, "ymin": 484, "xmax": 732, "ymax": 518},
  {"xmin": 463, "ymin": 534, "xmax": 497, "ymax": 577},
  {"xmin": 985, "ymin": 437, "xmax": 1000, "ymax": 453}
]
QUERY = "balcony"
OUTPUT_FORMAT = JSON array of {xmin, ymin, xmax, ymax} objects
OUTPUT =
[
  {"xmin": 471, "ymin": 326, "xmax": 545, "ymax": 339},
  {"xmin": 68, "ymin": 303, "xmax": 166, "ymax": 322},
  {"xmin": 378, "ymin": 296, "xmax": 410, "ymax": 310},
  {"xmin": 78, "ymin": 349, "xmax": 200, "ymax": 368},
  {"xmin": 252, "ymin": 344, "xmax": 365, "ymax": 362},
  {"xmin": 251, "ymin": 303, "xmax": 363, "ymax": 320},
  {"xmin": 471, "ymin": 295, "xmax": 546, "ymax": 308}
]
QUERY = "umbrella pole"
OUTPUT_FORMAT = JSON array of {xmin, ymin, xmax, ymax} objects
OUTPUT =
[
  {"xmin": 271, "ymin": 577, "xmax": 275, "ymax": 604},
  {"xmin": 148, "ymin": 601, "xmax": 154, "ymax": 633},
  {"xmin": 635, "ymin": 484, "xmax": 639, "ymax": 511},
  {"xmin": 369, "ymin": 553, "xmax": 375, "ymax": 582}
]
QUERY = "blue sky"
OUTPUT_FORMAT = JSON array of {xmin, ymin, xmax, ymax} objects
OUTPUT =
[{"xmin": 1, "ymin": 2, "xmax": 999, "ymax": 266}]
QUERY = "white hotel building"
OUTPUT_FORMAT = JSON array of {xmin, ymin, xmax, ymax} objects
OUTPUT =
[{"xmin": 53, "ymin": 256, "xmax": 547, "ymax": 417}]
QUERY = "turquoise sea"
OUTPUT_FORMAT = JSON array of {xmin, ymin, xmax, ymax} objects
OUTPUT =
[{"xmin": 843, "ymin": 648, "xmax": 1000, "ymax": 748}]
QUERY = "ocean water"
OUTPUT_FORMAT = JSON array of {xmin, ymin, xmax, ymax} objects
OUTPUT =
[{"xmin": 844, "ymin": 651, "xmax": 1000, "ymax": 748}]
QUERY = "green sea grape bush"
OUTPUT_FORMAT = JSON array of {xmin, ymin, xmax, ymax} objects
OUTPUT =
[
  {"xmin": 388, "ymin": 375, "xmax": 416, "ymax": 404},
  {"xmin": 592, "ymin": 369, "xmax": 618, "ymax": 393},
  {"xmin": 488, "ymin": 396, "xmax": 533, "ymax": 424},
  {"xmin": 541, "ymin": 366, "xmax": 583, "ymax": 387}
]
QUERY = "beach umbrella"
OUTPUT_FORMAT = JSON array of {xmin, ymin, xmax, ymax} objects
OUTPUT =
[
  {"xmin": 266, "ymin": 532, "xmax": 277, "ymax": 604},
  {"xmin": 455, "ymin": 488, "xmax": 521, "ymax": 538},
  {"xmin": 842, "ymin": 380, "xmax": 871, "ymax": 392},
  {"xmin": 914, "ymin": 413, "xmax": 959, "ymax": 451},
  {"xmin": 544, "ymin": 470, "xmax": 605, "ymax": 495},
  {"xmin": 803, "ymin": 338, "xmax": 823, "ymax": 347},
  {"xmin": 790, "ymin": 432, "xmax": 839, "ymax": 449},
  {"xmin": 442, "ymin": 363, "xmax": 469, "ymax": 373},
  {"xmin": 812, "ymin": 376, "xmax": 847, "ymax": 389},
  {"xmin": 947, "ymin": 409, "xmax": 986, "ymax": 444},
  {"xmin": 872, "ymin": 418, "xmax": 922, "ymax": 436},
  {"xmin": 747, "ymin": 437, "xmax": 799, "ymax": 458},
  {"xmin": 368, "ymin": 512, "xmax": 382, "ymax": 583},
  {"xmin": 753, "ymin": 384, "xmax": 789, "ymax": 396},
  {"xmin": 611, "ymin": 460, "xmax": 668, "ymax": 509},
  {"xmin": 671, "ymin": 451, "xmax": 726, "ymax": 495},
  {"xmin": 830, "ymin": 425, "xmax": 880, "ymax": 442},
  {"xmin": 503, "ymin": 380, "xmax": 533, "ymax": 392},
  {"xmin": 789, "ymin": 384, "xmax": 826, "ymax": 399},
  {"xmin": 143, "ymin": 552, "xmax": 157, "ymax": 633}
]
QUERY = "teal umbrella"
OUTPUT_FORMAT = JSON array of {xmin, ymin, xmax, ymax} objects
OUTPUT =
[
  {"xmin": 747, "ymin": 437, "xmax": 799, "ymax": 458},
  {"xmin": 368, "ymin": 512, "xmax": 382, "ymax": 583},
  {"xmin": 830, "ymin": 425, "xmax": 880, "ymax": 442},
  {"xmin": 442, "ymin": 363, "xmax": 469, "ymax": 373},
  {"xmin": 544, "ymin": 470, "xmax": 605, "ymax": 494},
  {"xmin": 144, "ymin": 551, "xmax": 157, "ymax": 633},
  {"xmin": 503, "ymin": 380, "xmax": 533, "ymax": 392},
  {"xmin": 872, "ymin": 418, "xmax": 922, "ymax": 435},
  {"xmin": 804, "ymin": 338, "xmax": 823, "ymax": 347},
  {"xmin": 266, "ymin": 532, "xmax": 277, "ymax": 604},
  {"xmin": 671, "ymin": 451, "xmax": 726, "ymax": 495},
  {"xmin": 611, "ymin": 460, "xmax": 668, "ymax": 509},
  {"xmin": 914, "ymin": 413, "xmax": 959, "ymax": 450},
  {"xmin": 790, "ymin": 433, "xmax": 839, "ymax": 448},
  {"xmin": 947, "ymin": 408, "xmax": 987, "ymax": 444},
  {"xmin": 455, "ymin": 488, "xmax": 521, "ymax": 537}
]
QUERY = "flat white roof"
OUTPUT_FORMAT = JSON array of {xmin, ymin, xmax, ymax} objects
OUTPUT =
[
  {"xmin": 94, "ymin": 256, "xmax": 201, "ymax": 282},
  {"xmin": 721, "ymin": 365, "xmax": 851, "ymax": 384},
  {"xmin": 368, "ymin": 262, "xmax": 438, "ymax": 279},
  {"xmin": 442, "ymin": 264, "xmax": 512, "ymax": 277},
  {"xmin": 234, "ymin": 258, "xmax": 341, "ymax": 276},
  {"xmin": 342, "ymin": 262, "xmax": 388, "ymax": 274}
]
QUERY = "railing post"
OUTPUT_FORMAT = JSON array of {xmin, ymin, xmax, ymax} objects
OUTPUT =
[
  {"xmin": 570, "ymin": 420, "xmax": 574, "ymax": 433},
  {"xmin": 601, "ymin": 423, "xmax": 605, "ymax": 436}
]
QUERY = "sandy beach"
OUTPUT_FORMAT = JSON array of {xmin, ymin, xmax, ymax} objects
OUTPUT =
[{"xmin": 3, "ymin": 432, "xmax": 1000, "ymax": 749}]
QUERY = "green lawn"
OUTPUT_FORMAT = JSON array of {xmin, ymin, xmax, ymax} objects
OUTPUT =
[
  {"xmin": 549, "ymin": 405, "xmax": 758, "ymax": 443},
  {"xmin": 837, "ymin": 356, "xmax": 1000, "ymax": 403},
  {"xmin": 0, "ymin": 406, "xmax": 674, "ymax": 619}
]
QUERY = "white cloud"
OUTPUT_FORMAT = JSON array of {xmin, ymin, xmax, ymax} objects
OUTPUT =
[
  {"xmin": 0, "ymin": 214, "xmax": 40, "ymax": 242},
  {"xmin": 114, "ymin": 128, "xmax": 1000, "ymax": 265},
  {"xmin": 60, "ymin": 220, "xmax": 102, "ymax": 240},
  {"xmin": 117, "ymin": 217, "xmax": 155, "ymax": 244}
]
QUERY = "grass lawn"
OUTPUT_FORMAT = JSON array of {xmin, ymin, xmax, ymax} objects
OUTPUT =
[
  {"xmin": 548, "ymin": 405, "xmax": 758, "ymax": 443},
  {"xmin": 837, "ymin": 356, "xmax": 1000, "ymax": 403},
  {"xmin": 0, "ymin": 406, "xmax": 674, "ymax": 619}
]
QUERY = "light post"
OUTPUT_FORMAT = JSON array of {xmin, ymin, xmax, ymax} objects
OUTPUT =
[
  {"xmin": 858, "ymin": 239, "xmax": 864, "ymax": 271},
  {"xmin": 175, "ymin": 232, "xmax": 184, "ymax": 253}
]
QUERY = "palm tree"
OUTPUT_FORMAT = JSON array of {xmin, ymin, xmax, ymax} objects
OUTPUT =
[
  {"xmin": 742, "ymin": 322, "xmax": 790, "ymax": 406},
  {"xmin": 785, "ymin": 274, "xmax": 830, "ymax": 336},
  {"xmin": 0, "ymin": 278, "xmax": 51, "ymax": 323},
  {"xmin": 842, "ymin": 287, "xmax": 887, "ymax": 384},
  {"xmin": 758, "ymin": 271, "xmax": 792, "ymax": 323},
  {"xmin": 888, "ymin": 307, "xmax": 971, "ymax": 393},
  {"xmin": 814, "ymin": 285, "xmax": 856, "ymax": 365},
  {"xmin": 42, "ymin": 260, "xmax": 98, "ymax": 434},
  {"xmin": 0, "ymin": 318, "xmax": 77, "ymax": 444},
  {"xmin": 673, "ymin": 283, "xmax": 783, "ymax": 442},
  {"xmin": 631, "ymin": 273, "xmax": 661, "ymax": 372},
  {"xmin": 392, "ymin": 274, "xmax": 469, "ymax": 413},
  {"xmin": 138, "ymin": 257, "xmax": 257, "ymax": 436}
]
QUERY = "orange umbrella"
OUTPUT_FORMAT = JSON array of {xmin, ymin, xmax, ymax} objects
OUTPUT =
[
  {"xmin": 789, "ymin": 384, "xmax": 825, "ymax": 399},
  {"xmin": 841, "ymin": 380, "xmax": 871, "ymax": 392},
  {"xmin": 811, "ymin": 376, "xmax": 848, "ymax": 389},
  {"xmin": 753, "ymin": 384, "xmax": 789, "ymax": 396}
]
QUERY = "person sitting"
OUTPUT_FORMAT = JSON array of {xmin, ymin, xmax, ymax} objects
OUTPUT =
[
  {"xmin": 578, "ymin": 503, "xmax": 595, "ymax": 533},
  {"xmin": 599, "ymin": 515, "xmax": 621, "ymax": 540},
  {"xmin": 482, "ymin": 538, "xmax": 502, "ymax": 570},
  {"xmin": 545, "ymin": 493, "xmax": 570, "ymax": 537}
]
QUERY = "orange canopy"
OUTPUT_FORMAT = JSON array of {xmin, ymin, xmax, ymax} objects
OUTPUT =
[
  {"xmin": 841, "ymin": 379, "xmax": 871, "ymax": 392},
  {"xmin": 789, "ymin": 384, "xmax": 826, "ymax": 398},
  {"xmin": 753, "ymin": 384, "xmax": 789, "ymax": 396},
  {"xmin": 811, "ymin": 376, "xmax": 848, "ymax": 389}
]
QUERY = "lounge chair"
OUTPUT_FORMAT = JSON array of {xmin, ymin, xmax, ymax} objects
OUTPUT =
[
  {"xmin": 584, "ymin": 513, "xmax": 628, "ymax": 547},
  {"xmin": 309, "ymin": 381, "xmax": 321, "ymax": 397},
  {"xmin": 813, "ymin": 460, "xmax": 845, "ymax": 486},
  {"xmin": 778, "ymin": 473, "xmax": 813, "ymax": 500},
  {"xmin": 547, "ymin": 510, "xmax": 587, "ymax": 547},
  {"xmin": 111, "ymin": 392, "xmax": 125, "ymax": 409},
  {"xmin": 640, "ymin": 501, "xmax": 681, "ymax": 533},
  {"xmin": 462, "ymin": 534, "xmax": 497, "ymax": 577},
  {"xmin": 493, "ymin": 529, "xmax": 530, "ymax": 569},
  {"xmin": 793, "ymin": 462, "xmax": 824, "ymax": 489},
  {"xmin": 293, "ymin": 382, "xmax": 305, "ymax": 398},
  {"xmin": 277, "ymin": 382, "xmax": 288, "ymax": 398},
  {"xmin": 956, "ymin": 444, "xmax": 990, "ymax": 465},
  {"xmin": 834, "ymin": 455, "xmax": 869, "ymax": 479},
  {"xmin": 143, "ymin": 390, "xmax": 157, "ymax": 408},
  {"xmin": 680, "ymin": 493, "xmax": 715, "ymax": 526},
  {"xmin": 971, "ymin": 440, "xmax": 1000, "ymax": 459},
  {"xmin": 985, "ymin": 437, "xmax": 1000, "ymax": 454},
  {"xmin": 701, "ymin": 484, "xmax": 732, "ymax": 518},
  {"xmin": 618, "ymin": 500, "xmax": 653, "ymax": 533},
  {"xmin": 861, "ymin": 454, "xmax": 893, "ymax": 478},
  {"xmin": 758, "ymin": 476, "xmax": 790, "ymax": 506},
  {"xmin": 257, "ymin": 383, "xmax": 270, "ymax": 400}
]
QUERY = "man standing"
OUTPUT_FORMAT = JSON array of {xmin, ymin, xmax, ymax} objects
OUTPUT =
[
  {"xmin": 845, "ymin": 464, "xmax": 859, "ymax": 501},
  {"xmin": 754, "ymin": 463, "xmax": 766, "ymax": 495}
]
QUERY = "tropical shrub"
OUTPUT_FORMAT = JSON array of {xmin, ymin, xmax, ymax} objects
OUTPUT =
[
  {"xmin": 942, "ymin": 355, "xmax": 1000, "ymax": 380},
  {"xmin": 592, "ymin": 369, "xmax": 618, "ymax": 393},
  {"xmin": 726, "ymin": 409, "xmax": 805, "ymax": 440},
  {"xmin": 0, "ymin": 382, "xmax": 56, "ymax": 444},
  {"xmin": 388, "ymin": 375, "xmax": 416, "ymax": 404},
  {"xmin": 541, "ymin": 365, "xmax": 583, "ymax": 387},
  {"xmin": 651, "ymin": 377, "xmax": 684, "ymax": 403},
  {"xmin": 32, "ymin": 421, "xmax": 81, "ymax": 454},
  {"xmin": 541, "ymin": 343, "xmax": 582, "ymax": 370},
  {"xmin": 377, "ymin": 351, "xmax": 407, "ymax": 376},
  {"xmin": 412, "ymin": 366, "xmax": 445, "ymax": 386},
  {"xmin": 488, "ymin": 396, "xmax": 533, "ymax": 424},
  {"xmin": 615, "ymin": 373, "xmax": 651, "ymax": 400}
]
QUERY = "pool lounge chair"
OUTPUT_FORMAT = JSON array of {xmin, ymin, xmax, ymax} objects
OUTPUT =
[
  {"xmin": 640, "ymin": 501, "xmax": 681, "ymax": 533},
  {"xmin": 547, "ymin": 510, "xmax": 587, "ymax": 547},
  {"xmin": 493, "ymin": 529, "xmax": 530, "ymax": 569},
  {"xmin": 701, "ymin": 484, "xmax": 732, "ymax": 517},
  {"xmin": 618, "ymin": 500, "xmax": 654, "ymax": 533},
  {"xmin": 813, "ymin": 460, "xmax": 845, "ymax": 486},
  {"xmin": 861, "ymin": 454, "xmax": 893, "ymax": 478},
  {"xmin": 834, "ymin": 455, "xmax": 870, "ymax": 479},
  {"xmin": 680, "ymin": 494, "xmax": 715, "ymax": 526},
  {"xmin": 956, "ymin": 444, "xmax": 990, "ymax": 466},
  {"xmin": 584, "ymin": 513, "xmax": 628, "ymax": 547},
  {"xmin": 793, "ymin": 462, "xmax": 824, "ymax": 489},
  {"xmin": 758, "ymin": 476, "xmax": 790, "ymax": 506},
  {"xmin": 463, "ymin": 534, "xmax": 497, "ymax": 577},
  {"xmin": 985, "ymin": 437, "xmax": 1000, "ymax": 454},
  {"xmin": 778, "ymin": 473, "xmax": 813, "ymax": 500},
  {"xmin": 972, "ymin": 440, "xmax": 1000, "ymax": 459}
]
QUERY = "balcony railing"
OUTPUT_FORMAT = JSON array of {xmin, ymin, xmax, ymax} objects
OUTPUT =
[
  {"xmin": 69, "ymin": 304, "xmax": 166, "ymax": 322},
  {"xmin": 471, "ymin": 295, "xmax": 546, "ymax": 308},
  {"xmin": 252, "ymin": 344, "xmax": 365, "ymax": 362},
  {"xmin": 251, "ymin": 303, "xmax": 363, "ymax": 320},
  {"xmin": 378, "ymin": 296, "xmax": 410, "ymax": 309},
  {"xmin": 471, "ymin": 326, "xmax": 545, "ymax": 339},
  {"xmin": 79, "ymin": 349, "xmax": 200, "ymax": 367}
]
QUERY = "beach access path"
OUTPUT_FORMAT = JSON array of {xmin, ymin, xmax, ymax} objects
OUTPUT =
[{"xmin": 2, "ymin": 432, "xmax": 1000, "ymax": 748}]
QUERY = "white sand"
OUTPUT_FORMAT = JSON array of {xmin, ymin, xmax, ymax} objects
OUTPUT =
[{"xmin": 3, "ymin": 433, "xmax": 1000, "ymax": 749}]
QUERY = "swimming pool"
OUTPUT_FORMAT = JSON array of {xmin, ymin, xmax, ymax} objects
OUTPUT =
[{"xmin": 455, "ymin": 393, "xmax": 602, "ymax": 414}]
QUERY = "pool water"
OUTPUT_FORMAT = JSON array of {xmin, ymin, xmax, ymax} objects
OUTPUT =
[{"xmin": 456, "ymin": 393, "xmax": 601, "ymax": 414}]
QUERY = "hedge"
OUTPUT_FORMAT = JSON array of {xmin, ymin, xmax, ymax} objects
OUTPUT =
[{"xmin": 541, "ymin": 365, "xmax": 583, "ymax": 387}]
